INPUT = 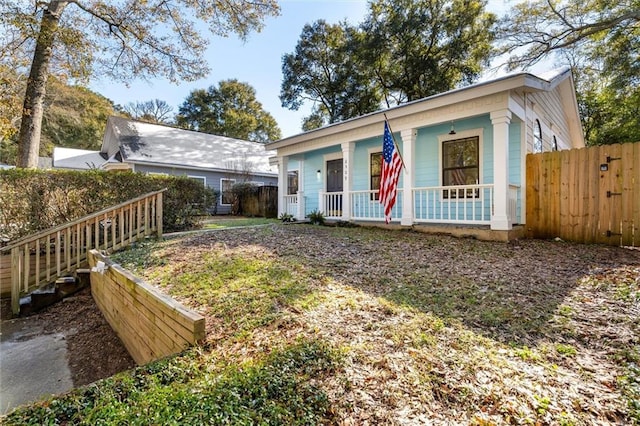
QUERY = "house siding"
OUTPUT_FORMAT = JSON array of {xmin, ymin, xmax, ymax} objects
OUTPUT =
[
  {"xmin": 515, "ymin": 90, "xmax": 573, "ymax": 152},
  {"xmin": 134, "ymin": 163, "xmax": 277, "ymax": 214}
]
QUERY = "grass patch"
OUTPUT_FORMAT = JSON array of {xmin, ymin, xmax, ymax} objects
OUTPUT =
[
  {"xmin": 202, "ymin": 217, "xmax": 279, "ymax": 229},
  {"xmin": 3, "ymin": 340, "xmax": 340, "ymax": 426}
]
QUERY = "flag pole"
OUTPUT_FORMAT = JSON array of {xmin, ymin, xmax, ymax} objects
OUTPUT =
[{"xmin": 383, "ymin": 113, "xmax": 406, "ymax": 170}]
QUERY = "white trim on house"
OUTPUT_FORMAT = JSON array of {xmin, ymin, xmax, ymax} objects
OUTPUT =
[
  {"xmin": 124, "ymin": 159, "xmax": 277, "ymax": 179},
  {"xmin": 267, "ymin": 68, "xmax": 583, "ymax": 155},
  {"xmin": 187, "ymin": 175, "xmax": 207, "ymax": 186}
]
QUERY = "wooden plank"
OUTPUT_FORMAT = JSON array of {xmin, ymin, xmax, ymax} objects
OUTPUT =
[
  {"xmin": 620, "ymin": 142, "xmax": 635, "ymax": 246},
  {"xmin": 525, "ymin": 153, "xmax": 539, "ymax": 238},
  {"xmin": 11, "ymin": 248, "xmax": 20, "ymax": 315},
  {"xmin": 99, "ymin": 273, "xmax": 176, "ymax": 359},
  {"xmin": 603, "ymin": 144, "xmax": 622, "ymax": 246},
  {"xmin": 583, "ymin": 145, "xmax": 599, "ymax": 244},
  {"xmin": 91, "ymin": 273, "xmax": 154, "ymax": 364},
  {"xmin": 65, "ymin": 228, "xmax": 71, "ymax": 272},
  {"xmin": 578, "ymin": 147, "xmax": 590, "ymax": 243},
  {"xmin": 559, "ymin": 149, "xmax": 571, "ymax": 240},
  {"xmin": 35, "ymin": 239, "xmax": 40, "ymax": 288},
  {"xmin": 101, "ymin": 272, "xmax": 184, "ymax": 355},
  {"xmin": 595, "ymin": 145, "xmax": 610, "ymax": 244},
  {"xmin": 156, "ymin": 192, "xmax": 163, "ymax": 239},
  {"xmin": 633, "ymin": 142, "xmax": 640, "ymax": 247},
  {"xmin": 88, "ymin": 251, "xmax": 205, "ymax": 364},
  {"xmin": 568, "ymin": 148, "xmax": 582, "ymax": 242},
  {"xmin": 22, "ymin": 244, "xmax": 29, "ymax": 293},
  {"xmin": 144, "ymin": 197, "xmax": 151, "ymax": 236}
]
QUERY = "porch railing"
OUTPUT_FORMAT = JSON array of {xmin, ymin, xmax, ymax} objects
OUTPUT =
[
  {"xmin": 283, "ymin": 194, "xmax": 298, "ymax": 217},
  {"xmin": 350, "ymin": 189, "xmax": 403, "ymax": 221},
  {"xmin": 509, "ymin": 184, "xmax": 520, "ymax": 224},
  {"xmin": 413, "ymin": 184, "xmax": 494, "ymax": 224},
  {"xmin": 0, "ymin": 189, "xmax": 165, "ymax": 315},
  {"xmin": 315, "ymin": 184, "xmax": 518, "ymax": 225},
  {"xmin": 319, "ymin": 191, "xmax": 344, "ymax": 219}
]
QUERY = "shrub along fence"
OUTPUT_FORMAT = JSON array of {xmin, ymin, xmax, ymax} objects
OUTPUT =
[
  {"xmin": 526, "ymin": 142, "xmax": 640, "ymax": 246},
  {"xmin": 0, "ymin": 169, "xmax": 217, "ymax": 244}
]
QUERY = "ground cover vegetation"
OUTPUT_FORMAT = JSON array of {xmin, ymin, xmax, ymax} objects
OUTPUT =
[{"xmin": 3, "ymin": 225, "xmax": 638, "ymax": 424}]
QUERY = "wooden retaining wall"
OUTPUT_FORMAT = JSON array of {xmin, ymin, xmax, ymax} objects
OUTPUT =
[
  {"xmin": 526, "ymin": 142, "xmax": 640, "ymax": 246},
  {"xmin": 88, "ymin": 250, "xmax": 205, "ymax": 365}
]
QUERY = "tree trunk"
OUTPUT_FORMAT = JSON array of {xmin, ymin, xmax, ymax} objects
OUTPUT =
[{"xmin": 17, "ymin": 1, "xmax": 68, "ymax": 168}]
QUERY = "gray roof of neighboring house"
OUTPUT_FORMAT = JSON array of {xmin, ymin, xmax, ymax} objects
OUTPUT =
[
  {"xmin": 52, "ymin": 147, "xmax": 105, "ymax": 170},
  {"xmin": 105, "ymin": 116, "xmax": 277, "ymax": 176}
]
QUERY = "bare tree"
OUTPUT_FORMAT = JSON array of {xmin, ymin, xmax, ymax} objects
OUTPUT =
[{"xmin": 123, "ymin": 99, "xmax": 174, "ymax": 124}]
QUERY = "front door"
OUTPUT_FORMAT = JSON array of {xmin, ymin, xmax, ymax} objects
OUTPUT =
[{"xmin": 326, "ymin": 159, "xmax": 343, "ymax": 216}]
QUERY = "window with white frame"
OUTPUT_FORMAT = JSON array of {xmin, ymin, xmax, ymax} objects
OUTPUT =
[
  {"xmin": 220, "ymin": 178, "xmax": 235, "ymax": 205},
  {"xmin": 288, "ymin": 171, "xmax": 299, "ymax": 195},
  {"xmin": 442, "ymin": 136, "xmax": 479, "ymax": 198},
  {"xmin": 533, "ymin": 119, "xmax": 543, "ymax": 153}
]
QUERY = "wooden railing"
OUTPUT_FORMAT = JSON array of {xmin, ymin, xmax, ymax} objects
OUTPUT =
[
  {"xmin": 413, "ymin": 184, "xmax": 494, "ymax": 224},
  {"xmin": 0, "ymin": 190, "xmax": 165, "ymax": 315}
]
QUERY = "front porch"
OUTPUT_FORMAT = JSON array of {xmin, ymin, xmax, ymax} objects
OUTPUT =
[{"xmin": 283, "ymin": 183, "xmax": 520, "ymax": 233}]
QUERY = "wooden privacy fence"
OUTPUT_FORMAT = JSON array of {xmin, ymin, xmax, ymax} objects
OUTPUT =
[
  {"xmin": 526, "ymin": 142, "xmax": 640, "ymax": 246},
  {"xmin": 0, "ymin": 189, "xmax": 165, "ymax": 314},
  {"xmin": 236, "ymin": 185, "xmax": 278, "ymax": 218},
  {"xmin": 89, "ymin": 250, "xmax": 205, "ymax": 364}
]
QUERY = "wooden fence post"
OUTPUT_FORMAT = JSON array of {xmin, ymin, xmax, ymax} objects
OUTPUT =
[
  {"xmin": 156, "ymin": 192, "xmax": 163, "ymax": 238},
  {"xmin": 11, "ymin": 247, "xmax": 20, "ymax": 315}
]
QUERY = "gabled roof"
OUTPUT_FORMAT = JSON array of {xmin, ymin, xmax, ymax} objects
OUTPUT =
[
  {"xmin": 53, "ymin": 147, "xmax": 106, "ymax": 170},
  {"xmin": 267, "ymin": 67, "xmax": 583, "ymax": 149},
  {"xmin": 103, "ymin": 116, "xmax": 277, "ymax": 175}
]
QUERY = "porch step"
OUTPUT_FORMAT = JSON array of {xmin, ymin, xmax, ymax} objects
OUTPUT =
[{"xmin": 18, "ymin": 271, "xmax": 90, "ymax": 316}]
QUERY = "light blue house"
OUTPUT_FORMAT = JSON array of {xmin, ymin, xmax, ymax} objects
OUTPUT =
[{"xmin": 267, "ymin": 68, "xmax": 585, "ymax": 239}]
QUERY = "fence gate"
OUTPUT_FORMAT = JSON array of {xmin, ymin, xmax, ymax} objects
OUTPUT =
[{"xmin": 526, "ymin": 142, "xmax": 640, "ymax": 247}]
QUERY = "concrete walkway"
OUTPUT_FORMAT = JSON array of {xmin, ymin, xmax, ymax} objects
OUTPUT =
[{"xmin": 0, "ymin": 317, "xmax": 73, "ymax": 415}]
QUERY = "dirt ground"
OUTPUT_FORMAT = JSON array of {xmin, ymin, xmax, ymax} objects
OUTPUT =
[{"xmin": 0, "ymin": 287, "xmax": 135, "ymax": 387}]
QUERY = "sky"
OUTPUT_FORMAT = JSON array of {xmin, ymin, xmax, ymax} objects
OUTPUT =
[{"xmin": 89, "ymin": 0, "xmax": 514, "ymax": 139}]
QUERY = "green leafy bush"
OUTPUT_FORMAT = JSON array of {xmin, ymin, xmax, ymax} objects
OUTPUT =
[
  {"xmin": 0, "ymin": 169, "xmax": 218, "ymax": 243},
  {"xmin": 306, "ymin": 209, "xmax": 325, "ymax": 225}
]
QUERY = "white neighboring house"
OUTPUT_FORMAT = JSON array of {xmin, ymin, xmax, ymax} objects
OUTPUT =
[
  {"xmin": 52, "ymin": 116, "xmax": 278, "ymax": 214},
  {"xmin": 53, "ymin": 147, "xmax": 106, "ymax": 170}
]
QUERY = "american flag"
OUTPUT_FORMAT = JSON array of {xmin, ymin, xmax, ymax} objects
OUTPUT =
[
  {"xmin": 379, "ymin": 121, "xmax": 403, "ymax": 223},
  {"xmin": 452, "ymin": 151, "xmax": 466, "ymax": 185}
]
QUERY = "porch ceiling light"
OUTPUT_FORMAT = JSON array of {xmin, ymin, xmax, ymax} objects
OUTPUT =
[{"xmin": 449, "ymin": 121, "xmax": 456, "ymax": 135}]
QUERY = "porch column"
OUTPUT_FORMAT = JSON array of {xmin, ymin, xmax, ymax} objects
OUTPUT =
[
  {"xmin": 341, "ymin": 141, "xmax": 355, "ymax": 221},
  {"xmin": 277, "ymin": 155, "xmax": 288, "ymax": 217},
  {"xmin": 400, "ymin": 128, "xmax": 416, "ymax": 226},
  {"xmin": 490, "ymin": 109, "xmax": 512, "ymax": 230}
]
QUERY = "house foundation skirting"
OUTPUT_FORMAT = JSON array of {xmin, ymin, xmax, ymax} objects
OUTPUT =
[{"xmin": 352, "ymin": 221, "xmax": 526, "ymax": 242}]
